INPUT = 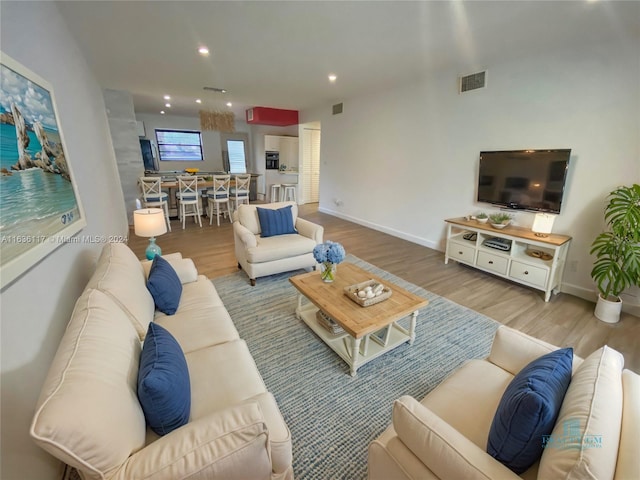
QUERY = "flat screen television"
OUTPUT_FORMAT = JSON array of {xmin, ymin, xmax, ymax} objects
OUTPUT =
[{"xmin": 477, "ymin": 149, "xmax": 571, "ymax": 214}]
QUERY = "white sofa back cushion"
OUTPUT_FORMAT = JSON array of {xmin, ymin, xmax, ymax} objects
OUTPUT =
[
  {"xmin": 30, "ymin": 289, "xmax": 146, "ymax": 479},
  {"xmin": 86, "ymin": 242, "xmax": 155, "ymax": 339},
  {"xmin": 237, "ymin": 202, "xmax": 298, "ymax": 235},
  {"xmin": 538, "ymin": 345, "xmax": 623, "ymax": 480}
]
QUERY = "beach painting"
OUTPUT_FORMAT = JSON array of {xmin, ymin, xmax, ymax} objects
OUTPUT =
[{"xmin": 0, "ymin": 52, "xmax": 86, "ymax": 289}]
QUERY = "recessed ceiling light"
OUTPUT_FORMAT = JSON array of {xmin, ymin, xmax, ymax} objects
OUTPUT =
[
  {"xmin": 165, "ymin": 103, "xmax": 171, "ymax": 108},
  {"xmin": 163, "ymin": 95, "xmax": 171, "ymax": 100},
  {"xmin": 198, "ymin": 46, "xmax": 210, "ymax": 56},
  {"xmin": 328, "ymin": 74, "xmax": 337, "ymax": 82},
  {"xmin": 226, "ymin": 102, "xmax": 232, "ymax": 107},
  {"xmin": 160, "ymin": 110, "xmax": 165, "ymax": 115},
  {"xmin": 195, "ymin": 99, "xmax": 202, "ymax": 104}
]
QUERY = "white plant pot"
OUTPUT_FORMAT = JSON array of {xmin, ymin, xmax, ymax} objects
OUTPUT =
[{"xmin": 594, "ymin": 294, "xmax": 622, "ymax": 324}]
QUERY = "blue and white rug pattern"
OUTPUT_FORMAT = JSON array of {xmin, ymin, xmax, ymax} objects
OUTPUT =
[{"xmin": 212, "ymin": 255, "xmax": 500, "ymax": 480}]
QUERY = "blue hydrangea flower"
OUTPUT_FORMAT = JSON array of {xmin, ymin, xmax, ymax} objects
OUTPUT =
[
  {"xmin": 326, "ymin": 241, "xmax": 346, "ymax": 264},
  {"xmin": 313, "ymin": 243, "xmax": 328, "ymax": 263},
  {"xmin": 313, "ymin": 241, "xmax": 345, "ymax": 264}
]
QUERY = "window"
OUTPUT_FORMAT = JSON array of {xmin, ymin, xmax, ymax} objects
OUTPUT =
[
  {"xmin": 227, "ymin": 139, "xmax": 247, "ymax": 174},
  {"xmin": 155, "ymin": 129, "xmax": 203, "ymax": 162}
]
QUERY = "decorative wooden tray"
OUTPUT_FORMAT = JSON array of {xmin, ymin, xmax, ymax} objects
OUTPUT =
[
  {"xmin": 344, "ymin": 279, "xmax": 392, "ymax": 307},
  {"xmin": 526, "ymin": 249, "xmax": 553, "ymax": 261}
]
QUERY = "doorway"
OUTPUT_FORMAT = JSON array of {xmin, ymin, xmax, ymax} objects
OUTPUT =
[{"xmin": 299, "ymin": 122, "xmax": 321, "ymax": 204}]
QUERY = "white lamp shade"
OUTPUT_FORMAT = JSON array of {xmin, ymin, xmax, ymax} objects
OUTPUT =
[
  {"xmin": 532, "ymin": 213, "xmax": 556, "ymax": 235},
  {"xmin": 134, "ymin": 208, "xmax": 167, "ymax": 237}
]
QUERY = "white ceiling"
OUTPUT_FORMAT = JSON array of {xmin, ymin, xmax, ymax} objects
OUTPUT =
[{"xmin": 55, "ymin": 1, "xmax": 640, "ymax": 120}]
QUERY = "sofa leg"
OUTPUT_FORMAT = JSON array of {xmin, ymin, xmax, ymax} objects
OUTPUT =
[{"xmin": 250, "ymin": 278, "xmax": 256, "ymax": 286}]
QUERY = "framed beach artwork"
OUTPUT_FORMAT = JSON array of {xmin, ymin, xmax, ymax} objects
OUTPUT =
[{"xmin": 0, "ymin": 52, "xmax": 86, "ymax": 289}]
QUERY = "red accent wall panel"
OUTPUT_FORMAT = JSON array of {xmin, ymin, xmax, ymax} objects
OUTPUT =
[{"xmin": 246, "ymin": 107, "xmax": 299, "ymax": 126}]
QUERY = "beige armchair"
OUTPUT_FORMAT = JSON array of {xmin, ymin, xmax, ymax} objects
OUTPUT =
[
  {"xmin": 368, "ymin": 325, "xmax": 639, "ymax": 480},
  {"xmin": 233, "ymin": 201, "xmax": 323, "ymax": 285}
]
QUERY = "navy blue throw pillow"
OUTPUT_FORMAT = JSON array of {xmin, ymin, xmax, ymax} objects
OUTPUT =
[
  {"xmin": 487, "ymin": 347, "xmax": 573, "ymax": 473},
  {"xmin": 147, "ymin": 255, "xmax": 182, "ymax": 315},
  {"xmin": 257, "ymin": 205, "xmax": 297, "ymax": 237},
  {"xmin": 137, "ymin": 323, "xmax": 191, "ymax": 436}
]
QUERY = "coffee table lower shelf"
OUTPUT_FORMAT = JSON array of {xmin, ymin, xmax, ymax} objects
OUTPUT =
[{"xmin": 295, "ymin": 297, "xmax": 417, "ymax": 376}]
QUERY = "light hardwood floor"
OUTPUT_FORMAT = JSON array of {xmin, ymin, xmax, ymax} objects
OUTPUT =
[{"xmin": 128, "ymin": 203, "xmax": 639, "ymax": 373}]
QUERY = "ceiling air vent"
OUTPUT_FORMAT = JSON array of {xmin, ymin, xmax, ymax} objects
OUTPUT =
[
  {"xmin": 332, "ymin": 103, "xmax": 343, "ymax": 115},
  {"xmin": 459, "ymin": 71, "xmax": 487, "ymax": 93}
]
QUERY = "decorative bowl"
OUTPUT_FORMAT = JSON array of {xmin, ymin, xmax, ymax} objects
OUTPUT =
[
  {"xmin": 491, "ymin": 223, "xmax": 509, "ymax": 229},
  {"xmin": 476, "ymin": 217, "xmax": 489, "ymax": 224}
]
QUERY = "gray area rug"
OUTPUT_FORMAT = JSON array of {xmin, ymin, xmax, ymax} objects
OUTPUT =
[{"xmin": 212, "ymin": 255, "xmax": 500, "ymax": 480}]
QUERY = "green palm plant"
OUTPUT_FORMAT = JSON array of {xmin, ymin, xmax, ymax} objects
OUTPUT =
[{"xmin": 590, "ymin": 184, "xmax": 640, "ymax": 300}]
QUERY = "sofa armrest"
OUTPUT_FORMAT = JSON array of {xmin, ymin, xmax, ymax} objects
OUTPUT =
[
  {"xmin": 141, "ymin": 256, "xmax": 199, "ymax": 284},
  {"xmin": 487, "ymin": 325, "xmax": 573, "ymax": 376},
  {"xmin": 295, "ymin": 217, "xmax": 323, "ymax": 244},
  {"xmin": 392, "ymin": 396, "xmax": 520, "ymax": 480},
  {"xmin": 114, "ymin": 402, "xmax": 272, "ymax": 480},
  {"xmin": 233, "ymin": 222, "xmax": 257, "ymax": 249}
]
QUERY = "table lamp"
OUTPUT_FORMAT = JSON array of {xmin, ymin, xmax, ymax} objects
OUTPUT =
[
  {"xmin": 134, "ymin": 208, "xmax": 167, "ymax": 259},
  {"xmin": 531, "ymin": 213, "xmax": 556, "ymax": 237}
]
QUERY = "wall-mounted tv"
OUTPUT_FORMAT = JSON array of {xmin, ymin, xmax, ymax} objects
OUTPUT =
[{"xmin": 477, "ymin": 149, "xmax": 571, "ymax": 214}]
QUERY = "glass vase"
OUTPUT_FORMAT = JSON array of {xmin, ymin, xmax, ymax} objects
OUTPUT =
[{"xmin": 320, "ymin": 262, "xmax": 337, "ymax": 282}]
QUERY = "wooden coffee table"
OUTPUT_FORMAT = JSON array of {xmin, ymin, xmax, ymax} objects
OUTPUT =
[{"xmin": 289, "ymin": 263, "xmax": 429, "ymax": 376}]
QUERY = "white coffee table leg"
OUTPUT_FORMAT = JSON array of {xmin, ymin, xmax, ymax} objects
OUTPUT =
[
  {"xmin": 350, "ymin": 337, "xmax": 361, "ymax": 377},
  {"xmin": 409, "ymin": 310, "xmax": 418, "ymax": 345}
]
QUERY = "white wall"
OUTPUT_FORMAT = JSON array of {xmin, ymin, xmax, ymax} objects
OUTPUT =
[
  {"xmin": 104, "ymin": 89, "xmax": 145, "ymax": 224},
  {"xmin": 0, "ymin": 2, "xmax": 128, "ymax": 478},
  {"xmin": 304, "ymin": 40, "xmax": 639, "ymax": 305}
]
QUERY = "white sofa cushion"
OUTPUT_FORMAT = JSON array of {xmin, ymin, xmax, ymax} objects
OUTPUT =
[
  {"xmin": 238, "ymin": 202, "xmax": 298, "ymax": 235},
  {"xmin": 30, "ymin": 289, "xmax": 146, "ymax": 480},
  {"xmin": 86, "ymin": 242, "xmax": 155, "ymax": 339},
  {"xmin": 393, "ymin": 396, "xmax": 520, "ymax": 480},
  {"xmin": 115, "ymin": 402, "xmax": 272, "ymax": 480},
  {"xmin": 246, "ymin": 234, "xmax": 317, "ymax": 263},
  {"xmin": 156, "ymin": 305, "xmax": 240, "ymax": 353},
  {"xmin": 615, "ymin": 369, "xmax": 640, "ymax": 480},
  {"xmin": 141, "ymin": 253, "xmax": 200, "ymax": 285},
  {"xmin": 422, "ymin": 359, "xmax": 513, "ymax": 448},
  {"xmin": 538, "ymin": 346, "xmax": 624, "ymax": 480},
  {"xmin": 185, "ymin": 340, "xmax": 292, "ymax": 475}
]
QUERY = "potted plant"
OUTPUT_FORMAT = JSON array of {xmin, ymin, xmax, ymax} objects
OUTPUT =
[
  {"xmin": 590, "ymin": 184, "xmax": 640, "ymax": 323},
  {"xmin": 476, "ymin": 212, "xmax": 489, "ymax": 224},
  {"xmin": 489, "ymin": 212, "xmax": 513, "ymax": 229}
]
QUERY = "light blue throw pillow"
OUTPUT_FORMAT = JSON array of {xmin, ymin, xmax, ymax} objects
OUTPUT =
[
  {"xmin": 146, "ymin": 255, "xmax": 182, "ymax": 315},
  {"xmin": 257, "ymin": 205, "xmax": 297, "ymax": 237},
  {"xmin": 137, "ymin": 323, "xmax": 191, "ymax": 436},
  {"xmin": 487, "ymin": 347, "xmax": 573, "ymax": 473}
]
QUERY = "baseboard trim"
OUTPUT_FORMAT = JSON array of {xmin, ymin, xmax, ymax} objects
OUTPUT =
[
  {"xmin": 560, "ymin": 284, "xmax": 640, "ymax": 316},
  {"xmin": 318, "ymin": 207, "xmax": 439, "ymax": 250}
]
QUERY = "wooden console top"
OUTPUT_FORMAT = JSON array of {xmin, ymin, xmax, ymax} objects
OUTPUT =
[{"xmin": 445, "ymin": 217, "xmax": 571, "ymax": 246}]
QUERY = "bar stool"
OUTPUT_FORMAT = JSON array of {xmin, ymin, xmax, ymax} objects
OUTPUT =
[
  {"xmin": 281, "ymin": 183, "xmax": 297, "ymax": 202},
  {"xmin": 270, "ymin": 184, "xmax": 282, "ymax": 203}
]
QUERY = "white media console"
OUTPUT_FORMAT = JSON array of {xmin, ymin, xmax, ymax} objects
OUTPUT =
[{"xmin": 444, "ymin": 217, "xmax": 572, "ymax": 302}]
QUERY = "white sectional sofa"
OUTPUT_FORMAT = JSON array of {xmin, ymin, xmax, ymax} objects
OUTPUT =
[
  {"xmin": 368, "ymin": 325, "xmax": 639, "ymax": 480},
  {"xmin": 30, "ymin": 243, "xmax": 293, "ymax": 480}
]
